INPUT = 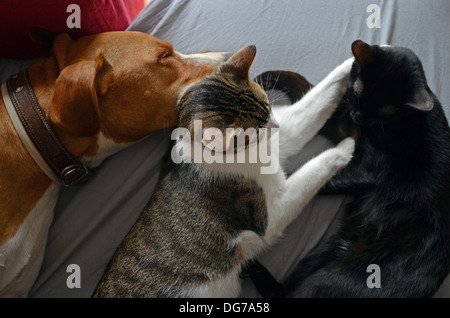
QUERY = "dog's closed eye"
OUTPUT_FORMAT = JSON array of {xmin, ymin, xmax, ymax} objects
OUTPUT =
[{"xmin": 158, "ymin": 51, "xmax": 174, "ymax": 62}]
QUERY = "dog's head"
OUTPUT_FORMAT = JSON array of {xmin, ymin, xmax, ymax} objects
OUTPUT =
[{"xmin": 43, "ymin": 31, "xmax": 228, "ymax": 163}]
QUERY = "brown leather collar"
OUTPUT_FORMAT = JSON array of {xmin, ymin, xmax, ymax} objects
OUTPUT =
[{"xmin": 2, "ymin": 70, "xmax": 92, "ymax": 186}]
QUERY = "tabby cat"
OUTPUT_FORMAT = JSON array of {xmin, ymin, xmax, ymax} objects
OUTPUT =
[
  {"xmin": 93, "ymin": 45, "xmax": 355, "ymax": 298},
  {"xmin": 251, "ymin": 40, "xmax": 450, "ymax": 298}
]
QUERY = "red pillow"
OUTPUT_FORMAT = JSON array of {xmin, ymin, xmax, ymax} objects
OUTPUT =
[{"xmin": 0, "ymin": 0, "xmax": 145, "ymax": 58}]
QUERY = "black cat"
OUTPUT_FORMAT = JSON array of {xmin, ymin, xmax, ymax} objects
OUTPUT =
[{"xmin": 250, "ymin": 40, "xmax": 450, "ymax": 298}]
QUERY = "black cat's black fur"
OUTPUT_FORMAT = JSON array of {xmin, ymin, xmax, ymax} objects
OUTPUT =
[{"xmin": 249, "ymin": 41, "xmax": 450, "ymax": 298}]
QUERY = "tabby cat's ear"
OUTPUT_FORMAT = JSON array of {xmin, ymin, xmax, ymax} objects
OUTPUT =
[
  {"xmin": 222, "ymin": 45, "xmax": 257, "ymax": 80},
  {"xmin": 352, "ymin": 40, "xmax": 374, "ymax": 67},
  {"xmin": 405, "ymin": 87, "xmax": 434, "ymax": 111}
]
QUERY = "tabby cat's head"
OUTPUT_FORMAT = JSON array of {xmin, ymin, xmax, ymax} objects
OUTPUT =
[
  {"xmin": 176, "ymin": 45, "xmax": 278, "ymax": 152},
  {"xmin": 347, "ymin": 40, "xmax": 434, "ymax": 126}
]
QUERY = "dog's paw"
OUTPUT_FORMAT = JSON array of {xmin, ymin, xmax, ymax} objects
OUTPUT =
[{"xmin": 334, "ymin": 137, "xmax": 355, "ymax": 167}]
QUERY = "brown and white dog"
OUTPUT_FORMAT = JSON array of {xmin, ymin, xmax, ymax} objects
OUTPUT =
[{"xmin": 0, "ymin": 31, "xmax": 229, "ymax": 297}]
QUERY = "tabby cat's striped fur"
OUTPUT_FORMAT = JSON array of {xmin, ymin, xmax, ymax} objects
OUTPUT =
[{"xmin": 94, "ymin": 46, "xmax": 355, "ymax": 298}]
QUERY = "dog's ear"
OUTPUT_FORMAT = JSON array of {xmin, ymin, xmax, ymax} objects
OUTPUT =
[{"xmin": 49, "ymin": 53, "xmax": 115, "ymax": 137}]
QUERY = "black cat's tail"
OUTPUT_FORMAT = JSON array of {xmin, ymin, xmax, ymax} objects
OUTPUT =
[{"xmin": 254, "ymin": 70, "xmax": 313, "ymax": 104}]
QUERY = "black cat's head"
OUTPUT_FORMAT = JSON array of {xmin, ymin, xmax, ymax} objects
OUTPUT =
[{"xmin": 347, "ymin": 40, "xmax": 434, "ymax": 126}]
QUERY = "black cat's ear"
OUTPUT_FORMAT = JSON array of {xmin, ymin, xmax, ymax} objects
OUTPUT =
[
  {"xmin": 222, "ymin": 45, "xmax": 257, "ymax": 80},
  {"xmin": 352, "ymin": 40, "xmax": 375, "ymax": 67},
  {"xmin": 405, "ymin": 87, "xmax": 434, "ymax": 111}
]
